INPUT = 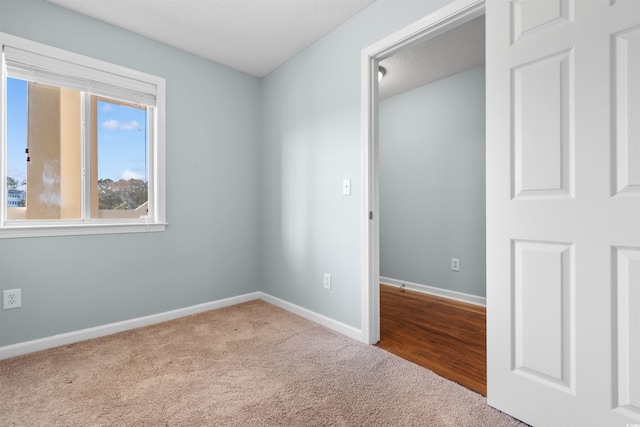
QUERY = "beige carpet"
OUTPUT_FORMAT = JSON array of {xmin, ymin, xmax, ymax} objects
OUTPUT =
[{"xmin": 0, "ymin": 300, "xmax": 525, "ymax": 426}]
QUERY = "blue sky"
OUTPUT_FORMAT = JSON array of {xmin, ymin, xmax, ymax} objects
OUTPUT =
[
  {"xmin": 6, "ymin": 78, "xmax": 27, "ymax": 186},
  {"xmin": 97, "ymin": 99, "xmax": 147, "ymax": 182},
  {"xmin": 6, "ymin": 77, "xmax": 147, "ymax": 188}
]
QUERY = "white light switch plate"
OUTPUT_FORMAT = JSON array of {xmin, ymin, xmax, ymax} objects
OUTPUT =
[{"xmin": 343, "ymin": 179, "xmax": 351, "ymax": 196}]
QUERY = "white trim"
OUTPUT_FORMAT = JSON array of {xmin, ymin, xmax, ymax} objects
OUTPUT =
[
  {"xmin": 360, "ymin": 0, "xmax": 485, "ymax": 346},
  {"xmin": 360, "ymin": 45, "xmax": 379, "ymax": 345},
  {"xmin": 0, "ymin": 222, "xmax": 167, "ymax": 239},
  {"xmin": 0, "ymin": 292, "xmax": 367, "ymax": 360},
  {"xmin": 380, "ymin": 277, "xmax": 486, "ymax": 307},
  {"xmin": 0, "ymin": 292, "xmax": 261, "ymax": 360},
  {"xmin": 259, "ymin": 293, "xmax": 365, "ymax": 343}
]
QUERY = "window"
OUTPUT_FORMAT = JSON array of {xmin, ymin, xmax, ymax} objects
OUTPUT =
[{"xmin": 1, "ymin": 33, "xmax": 166, "ymax": 238}]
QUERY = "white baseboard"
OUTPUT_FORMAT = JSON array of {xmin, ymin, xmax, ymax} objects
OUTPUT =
[
  {"xmin": 380, "ymin": 277, "xmax": 486, "ymax": 307},
  {"xmin": 0, "ymin": 292, "xmax": 261, "ymax": 360},
  {"xmin": 259, "ymin": 292, "xmax": 364, "ymax": 342},
  {"xmin": 0, "ymin": 291, "xmax": 365, "ymax": 360}
]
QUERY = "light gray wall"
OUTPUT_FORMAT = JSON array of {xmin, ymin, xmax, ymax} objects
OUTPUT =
[
  {"xmin": 1, "ymin": 0, "xmax": 465, "ymax": 347},
  {"xmin": 379, "ymin": 66, "xmax": 486, "ymax": 297},
  {"xmin": 260, "ymin": 0, "xmax": 453, "ymax": 327},
  {"xmin": 0, "ymin": 0, "xmax": 262, "ymax": 346}
]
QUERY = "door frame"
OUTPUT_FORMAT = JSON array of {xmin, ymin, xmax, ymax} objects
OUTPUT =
[{"xmin": 360, "ymin": 0, "xmax": 485, "ymax": 345}]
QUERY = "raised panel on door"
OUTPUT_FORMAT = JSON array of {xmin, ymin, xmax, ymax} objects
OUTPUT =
[
  {"xmin": 512, "ymin": 240, "xmax": 573, "ymax": 391},
  {"xmin": 511, "ymin": 0, "xmax": 573, "ymax": 43},
  {"xmin": 614, "ymin": 247, "xmax": 640, "ymax": 417},
  {"xmin": 512, "ymin": 50, "xmax": 573, "ymax": 199},
  {"xmin": 613, "ymin": 26, "xmax": 640, "ymax": 197}
]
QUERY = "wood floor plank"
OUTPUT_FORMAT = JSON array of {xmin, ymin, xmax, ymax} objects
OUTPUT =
[{"xmin": 376, "ymin": 284, "xmax": 487, "ymax": 396}]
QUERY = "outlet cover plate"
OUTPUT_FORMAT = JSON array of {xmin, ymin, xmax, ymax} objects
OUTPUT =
[
  {"xmin": 3, "ymin": 289, "xmax": 22, "ymax": 309},
  {"xmin": 323, "ymin": 273, "xmax": 331, "ymax": 289}
]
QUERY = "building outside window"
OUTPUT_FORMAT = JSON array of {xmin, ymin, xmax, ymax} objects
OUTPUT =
[{"xmin": 7, "ymin": 189, "xmax": 25, "ymax": 207}]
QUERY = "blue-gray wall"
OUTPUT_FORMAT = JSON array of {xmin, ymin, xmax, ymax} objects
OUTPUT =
[
  {"xmin": 379, "ymin": 66, "xmax": 486, "ymax": 297},
  {"xmin": 260, "ymin": 0, "xmax": 452, "ymax": 327},
  {"xmin": 0, "ymin": 0, "xmax": 262, "ymax": 346},
  {"xmin": 1, "ymin": 0, "xmax": 461, "ymax": 346}
]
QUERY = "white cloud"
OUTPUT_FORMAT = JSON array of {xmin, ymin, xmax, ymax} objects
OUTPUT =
[
  {"xmin": 7, "ymin": 167, "xmax": 27, "ymax": 190},
  {"xmin": 7, "ymin": 167, "xmax": 26, "ymax": 183},
  {"xmin": 102, "ymin": 119, "xmax": 140, "ymax": 131},
  {"xmin": 122, "ymin": 170, "xmax": 144, "ymax": 181}
]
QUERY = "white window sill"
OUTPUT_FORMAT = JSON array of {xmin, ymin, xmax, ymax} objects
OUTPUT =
[{"xmin": 0, "ymin": 222, "xmax": 168, "ymax": 239}]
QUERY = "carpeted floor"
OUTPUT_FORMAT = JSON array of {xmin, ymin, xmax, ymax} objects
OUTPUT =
[{"xmin": 0, "ymin": 300, "xmax": 525, "ymax": 426}]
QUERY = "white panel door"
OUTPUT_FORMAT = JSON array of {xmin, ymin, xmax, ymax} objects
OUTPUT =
[{"xmin": 487, "ymin": 0, "xmax": 640, "ymax": 425}]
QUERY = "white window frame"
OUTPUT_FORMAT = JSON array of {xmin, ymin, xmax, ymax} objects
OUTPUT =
[{"xmin": 0, "ymin": 33, "xmax": 167, "ymax": 238}]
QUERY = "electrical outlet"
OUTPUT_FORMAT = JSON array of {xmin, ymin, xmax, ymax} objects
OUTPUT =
[
  {"xmin": 451, "ymin": 258, "xmax": 460, "ymax": 272},
  {"xmin": 3, "ymin": 289, "xmax": 22, "ymax": 309},
  {"xmin": 324, "ymin": 273, "xmax": 331, "ymax": 290}
]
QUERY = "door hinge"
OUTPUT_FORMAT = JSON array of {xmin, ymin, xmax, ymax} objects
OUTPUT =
[{"xmin": 369, "ymin": 211, "xmax": 373, "ymax": 220}]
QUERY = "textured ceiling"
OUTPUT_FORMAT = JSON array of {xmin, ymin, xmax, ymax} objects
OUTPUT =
[
  {"xmin": 44, "ymin": 0, "xmax": 484, "ymax": 91},
  {"xmin": 45, "ymin": 0, "xmax": 375, "ymax": 77},
  {"xmin": 379, "ymin": 15, "xmax": 485, "ymax": 99}
]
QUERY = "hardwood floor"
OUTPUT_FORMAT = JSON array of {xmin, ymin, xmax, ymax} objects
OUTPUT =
[{"xmin": 376, "ymin": 284, "xmax": 486, "ymax": 395}]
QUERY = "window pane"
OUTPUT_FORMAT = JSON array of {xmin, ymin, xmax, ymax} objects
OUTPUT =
[
  {"xmin": 6, "ymin": 78, "xmax": 27, "ymax": 218},
  {"xmin": 6, "ymin": 78, "xmax": 82, "ymax": 220},
  {"xmin": 94, "ymin": 99, "xmax": 148, "ymax": 219}
]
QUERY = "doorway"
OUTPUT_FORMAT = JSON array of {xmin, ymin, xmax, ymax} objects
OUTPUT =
[{"xmin": 360, "ymin": 0, "xmax": 486, "ymax": 391}]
